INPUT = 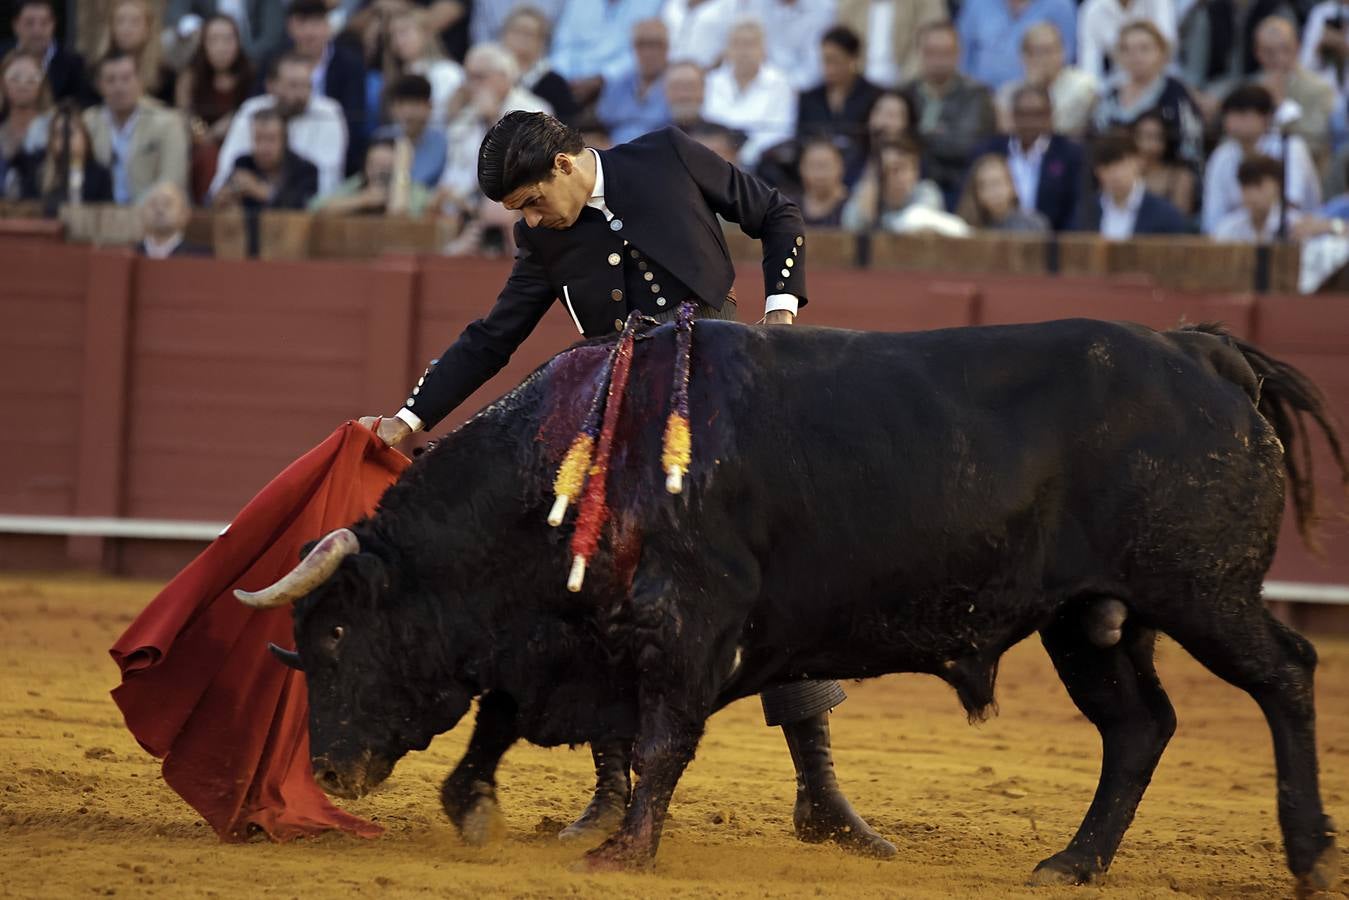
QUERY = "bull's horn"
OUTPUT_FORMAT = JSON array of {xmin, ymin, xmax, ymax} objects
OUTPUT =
[
  {"xmin": 268, "ymin": 642, "xmax": 304, "ymax": 671},
  {"xmin": 234, "ymin": 528, "xmax": 360, "ymax": 608}
]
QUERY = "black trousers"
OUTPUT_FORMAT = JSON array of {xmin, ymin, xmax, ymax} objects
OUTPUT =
[{"xmin": 655, "ymin": 297, "xmax": 848, "ymax": 727}]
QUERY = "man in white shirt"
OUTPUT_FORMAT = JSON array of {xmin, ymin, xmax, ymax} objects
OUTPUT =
[
  {"xmin": 1213, "ymin": 154, "xmax": 1302, "ymax": 241},
  {"xmin": 1077, "ymin": 0, "xmax": 1178, "ymax": 81},
  {"xmin": 1200, "ymin": 84, "xmax": 1319, "ymax": 235},
  {"xmin": 1300, "ymin": 0, "xmax": 1349, "ymax": 95},
  {"xmin": 702, "ymin": 18, "xmax": 796, "ymax": 167},
  {"xmin": 210, "ymin": 53, "xmax": 347, "ymax": 197},
  {"xmin": 744, "ymin": 0, "xmax": 836, "ymax": 91},
  {"xmin": 662, "ymin": 0, "xmax": 740, "ymax": 69}
]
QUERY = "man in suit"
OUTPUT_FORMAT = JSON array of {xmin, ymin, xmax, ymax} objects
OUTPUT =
[
  {"xmin": 137, "ymin": 181, "xmax": 211, "ymax": 258},
  {"xmin": 360, "ymin": 111, "xmax": 897, "ymax": 859},
  {"xmin": 3, "ymin": 0, "xmax": 88, "ymax": 104},
  {"xmin": 969, "ymin": 84, "xmax": 1083, "ymax": 231},
  {"xmin": 1078, "ymin": 133, "xmax": 1191, "ymax": 238},
  {"xmin": 82, "ymin": 53, "xmax": 189, "ymax": 204},
  {"xmin": 165, "ymin": 0, "xmax": 289, "ymax": 67}
]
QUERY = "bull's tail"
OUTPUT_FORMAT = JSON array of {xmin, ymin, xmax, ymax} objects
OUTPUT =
[{"xmin": 1180, "ymin": 324, "xmax": 1349, "ymax": 545}]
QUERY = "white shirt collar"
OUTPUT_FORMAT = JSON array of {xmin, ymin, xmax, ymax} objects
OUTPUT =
[
  {"xmin": 1104, "ymin": 180, "xmax": 1145, "ymax": 216},
  {"xmin": 585, "ymin": 147, "xmax": 608, "ymax": 214},
  {"xmin": 1010, "ymin": 134, "xmax": 1050, "ymax": 161},
  {"xmin": 142, "ymin": 233, "xmax": 184, "ymax": 259}
]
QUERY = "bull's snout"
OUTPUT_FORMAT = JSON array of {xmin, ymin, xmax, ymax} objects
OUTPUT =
[{"xmin": 311, "ymin": 753, "xmax": 393, "ymax": 800}]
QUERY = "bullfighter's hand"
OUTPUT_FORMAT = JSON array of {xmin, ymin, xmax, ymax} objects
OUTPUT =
[
  {"xmin": 763, "ymin": 309, "xmax": 795, "ymax": 326},
  {"xmin": 358, "ymin": 415, "xmax": 411, "ymax": 446}
]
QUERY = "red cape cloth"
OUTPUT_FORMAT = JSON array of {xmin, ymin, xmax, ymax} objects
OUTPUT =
[{"xmin": 109, "ymin": 421, "xmax": 410, "ymax": 842}]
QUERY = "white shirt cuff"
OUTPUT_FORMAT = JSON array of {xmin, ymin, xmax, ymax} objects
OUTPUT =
[
  {"xmin": 765, "ymin": 293, "xmax": 799, "ymax": 316},
  {"xmin": 394, "ymin": 407, "xmax": 424, "ymax": 433}
]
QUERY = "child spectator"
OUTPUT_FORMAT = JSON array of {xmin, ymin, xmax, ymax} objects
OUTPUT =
[
  {"xmin": 311, "ymin": 136, "xmax": 433, "ymax": 216},
  {"xmin": 96, "ymin": 0, "xmax": 175, "ymax": 105},
  {"xmin": 957, "ymin": 153, "xmax": 1050, "ymax": 231},
  {"xmin": 1132, "ymin": 110, "xmax": 1195, "ymax": 216},
  {"xmin": 1201, "ymin": 83, "xmax": 1319, "ymax": 234},
  {"xmin": 82, "ymin": 52, "xmax": 189, "ymax": 204},
  {"xmin": 176, "ymin": 14, "xmax": 254, "ymax": 203},
  {"xmin": 374, "ymin": 74, "xmax": 446, "ymax": 186},
  {"xmin": 1093, "ymin": 20, "xmax": 1203, "ymax": 167},
  {"xmin": 797, "ymin": 138, "xmax": 851, "ymax": 227},
  {"xmin": 1, "ymin": 52, "xmax": 51, "ymax": 198},
  {"xmin": 1079, "ymin": 132, "xmax": 1190, "ymax": 237},
  {"xmin": 1212, "ymin": 154, "xmax": 1300, "ymax": 241},
  {"xmin": 902, "ymin": 22, "xmax": 997, "ymax": 207}
]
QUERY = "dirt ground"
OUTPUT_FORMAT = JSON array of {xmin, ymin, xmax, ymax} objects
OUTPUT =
[{"xmin": 1, "ymin": 573, "xmax": 1346, "ymax": 899}]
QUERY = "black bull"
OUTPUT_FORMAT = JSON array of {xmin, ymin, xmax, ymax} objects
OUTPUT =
[{"xmin": 244, "ymin": 318, "xmax": 1345, "ymax": 889}]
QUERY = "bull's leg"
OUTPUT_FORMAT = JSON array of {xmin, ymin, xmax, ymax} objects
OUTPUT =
[
  {"xmin": 440, "ymin": 691, "xmax": 519, "ymax": 846},
  {"xmin": 1166, "ymin": 607, "xmax": 1338, "ymax": 892},
  {"xmin": 557, "ymin": 739, "xmax": 632, "ymax": 844},
  {"xmin": 1031, "ymin": 614, "xmax": 1176, "ymax": 885}
]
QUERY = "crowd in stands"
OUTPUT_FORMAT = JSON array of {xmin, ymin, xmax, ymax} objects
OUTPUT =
[{"xmin": 9, "ymin": 0, "xmax": 1349, "ymax": 257}]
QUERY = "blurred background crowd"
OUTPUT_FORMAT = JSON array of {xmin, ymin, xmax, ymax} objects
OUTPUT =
[{"xmin": 5, "ymin": 0, "xmax": 1349, "ymax": 258}]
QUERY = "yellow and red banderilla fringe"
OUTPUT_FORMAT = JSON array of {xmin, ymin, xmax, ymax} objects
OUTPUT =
[{"xmin": 549, "ymin": 302, "xmax": 699, "ymax": 591}]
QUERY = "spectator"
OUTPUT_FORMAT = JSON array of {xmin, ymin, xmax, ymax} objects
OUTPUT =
[
  {"xmin": 272, "ymin": 0, "xmax": 367, "ymax": 174},
  {"xmin": 165, "ymin": 0, "xmax": 288, "ymax": 67},
  {"xmin": 957, "ymin": 153, "xmax": 1050, "ymax": 231},
  {"xmin": 437, "ymin": 42, "xmax": 549, "ymax": 217},
  {"xmin": 864, "ymin": 89, "xmax": 914, "ymax": 147},
  {"xmin": 744, "ymin": 0, "xmax": 836, "ymax": 92},
  {"xmin": 797, "ymin": 27, "xmax": 882, "ymax": 182},
  {"xmin": 796, "ymin": 137, "xmax": 850, "ymax": 226},
  {"xmin": 970, "ymin": 84, "xmax": 1083, "ymax": 231},
  {"xmin": 1078, "ymin": 0, "xmax": 1178, "ymax": 82},
  {"xmin": 1249, "ymin": 16, "xmax": 1336, "ymax": 164},
  {"xmin": 704, "ymin": 19, "xmax": 796, "ymax": 167},
  {"xmin": 596, "ymin": 19, "xmax": 672, "ymax": 145},
  {"xmin": 665, "ymin": 60, "xmax": 708, "ymax": 131},
  {"xmin": 1079, "ymin": 132, "xmax": 1190, "ymax": 237},
  {"xmin": 374, "ymin": 74, "xmax": 446, "ymax": 186},
  {"xmin": 1132, "ymin": 109, "xmax": 1196, "ymax": 216},
  {"xmin": 903, "ymin": 22, "xmax": 996, "ymax": 207},
  {"xmin": 20, "ymin": 103, "xmax": 114, "ymax": 206},
  {"xmin": 384, "ymin": 7, "xmax": 464, "ymax": 130},
  {"xmin": 138, "ymin": 181, "xmax": 210, "ymax": 258},
  {"xmin": 95, "ymin": 0, "xmax": 175, "ymax": 105},
  {"xmin": 662, "ymin": 0, "xmax": 739, "ymax": 70},
  {"xmin": 470, "ymin": 0, "xmax": 566, "ymax": 51},
  {"xmin": 1175, "ymin": 2, "xmax": 1296, "ymax": 100},
  {"xmin": 1300, "ymin": 0, "xmax": 1349, "ymax": 96},
  {"xmin": 1201, "ymin": 83, "xmax": 1319, "ymax": 234},
  {"xmin": 1093, "ymin": 20, "xmax": 1203, "ymax": 167},
  {"xmin": 2, "ymin": 1, "xmax": 88, "ymax": 104},
  {"xmin": 841, "ymin": 135, "xmax": 947, "ymax": 230},
  {"xmin": 214, "ymin": 107, "xmax": 319, "ymax": 211},
  {"xmin": 82, "ymin": 53, "xmax": 188, "ymax": 204},
  {"xmin": 176, "ymin": 14, "xmax": 254, "ymax": 204},
  {"xmin": 835, "ymin": 0, "xmax": 947, "ymax": 89},
  {"xmin": 1, "ymin": 52, "xmax": 51, "ymax": 197},
  {"xmin": 1212, "ymin": 153, "xmax": 1300, "ymax": 240},
  {"xmin": 956, "ymin": 0, "xmax": 1077, "ymax": 90},
  {"xmin": 995, "ymin": 22, "xmax": 1098, "ymax": 138},
  {"xmin": 500, "ymin": 6, "xmax": 578, "ymax": 122},
  {"xmin": 311, "ymin": 136, "xmax": 433, "ymax": 215},
  {"xmin": 212, "ymin": 54, "xmax": 348, "ymax": 197},
  {"xmin": 550, "ymin": 0, "xmax": 663, "ymax": 106}
]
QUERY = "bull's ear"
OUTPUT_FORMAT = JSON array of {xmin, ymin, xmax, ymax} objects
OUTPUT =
[
  {"xmin": 268, "ymin": 642, "xmax": 304, "ymax": 671},
  {"xmin": 348, "ymin": 552, "xmax": 390, "ymax": 607}
]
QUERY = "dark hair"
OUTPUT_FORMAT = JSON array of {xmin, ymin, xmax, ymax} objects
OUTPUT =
[
  {"xmin": 368, "ymin": 136, "xmax": 397, "ymax": 153},
  {"xmin": 821, "ymin": 25, "xmax": 861, "ymax": 57},
  {"xmin": 477, "ymin": 110, "xmax": 584, "ymax": 202},
  {"xmin": 388, "ymin": 73, "xmax": 433, "ymax": 103},
  {"xmin": 1091, "ymin": 132, "xmax": 1139, "ymax": 169},
  {"xmin": 269, "ymin": 51, "xmax": 314, "ymax": 80},
  {"xmin": 1130, "ymin": 110, "xmax": 1181, "ymax": 164},
  {"xmin": 96, "ymin": 49, "xmax": 137, "ymax": 76},
  {"xmin": 1010, "ymin": 83, "xmax": 1051, "ymax": 112},
  {"xmin": 1222, "ymin": 83, "xmax": 1275, "ymax": 117},
  {"xmin": 251, "ymin": 106, "xmax": 286, "ymax": 137},
  {"xmin": 916, "ymin": 20, "xmax": 958, "ymax": 45},
  {"xmin": 286, "ymin": 0, "xmax": 329, "ymax": 20},
  {"xmin": 799, "ymin": 136, "xmax": 844, "ymax": 163},
  {"xmin": 880, "ymin": 134, "xmax": 922, "ymax": 162},
  {"xmin": 189, "ymin": 14, "xmax": 253, "ymax": 111},
  {"xmin": 13, "ymin": 0, "xmax": 56, "ymax": 18},
  {"xmin": 1237, "ymin": 153, "xmax": 1283, "ymax": 187},
  {"xmin": 686, "ymin": 121, "xmax": 746, "ymax": 150}
]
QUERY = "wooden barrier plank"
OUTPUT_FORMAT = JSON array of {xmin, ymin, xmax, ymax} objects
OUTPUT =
[{"xmin": 870, "ymin": 232, "xmax": 1047, "ymax": 275}]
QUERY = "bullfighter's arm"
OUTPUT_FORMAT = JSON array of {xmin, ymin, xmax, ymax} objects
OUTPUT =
[
  {"xmin": 663, "ymin": 125, "xmax": 808, "ymax": 314},
  {"xmin": 394, "ymin": 224, "xmax": 555, "ymax": 433}
]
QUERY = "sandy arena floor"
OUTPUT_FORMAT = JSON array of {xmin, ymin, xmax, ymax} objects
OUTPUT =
[{"xmin": 0, "ymin": 572, "xmax": 1345, "ymax": 899}]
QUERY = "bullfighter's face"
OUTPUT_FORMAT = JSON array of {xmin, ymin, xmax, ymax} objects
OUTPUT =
[
  {"xmin": 501, "ymin": 151, "xmax": 592, "ymax": 230},
  {"xmin": 286, "ymin": 552, "xmax": 474, "ymax": 800}
]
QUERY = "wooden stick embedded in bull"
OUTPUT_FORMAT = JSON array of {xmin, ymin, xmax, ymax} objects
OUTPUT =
[
  {"xmin": 567, "ymin": 315, "xmax": 640, "ymax": 592},
  {"xmin": 548, "ymin": 334, "xmax": 626, "ymax": 527},
  {"xmin": 662, "ymin": 301, "xmax": 696, "ymax": 494}
]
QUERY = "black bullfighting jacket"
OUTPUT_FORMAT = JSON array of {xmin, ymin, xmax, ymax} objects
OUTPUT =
[{"xmin": 401, "ymin": 125, "xmax": 809, "ymax": 431}]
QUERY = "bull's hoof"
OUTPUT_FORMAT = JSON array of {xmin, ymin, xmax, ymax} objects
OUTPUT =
[
  {"xmin": 1295, "ymin": 839, "xmax": 1340, "ymax": 896},
  {"xmin": 1029, "ymin": 852, "xmax": 1104, "ymax": 886},
  {"xmin": 458, "ymin": 793, "xmax": 505, "ymax": 847},
  {"xmin": 558, "ymin": 791, "xmax": 628, "ymax": 846},
  {"xmin": 794, "ymin": 794, "xmax": 898, "ymax": 859},
  {"xmin": 573, "ymin": 836, "xmax": 655, "ymax": 872}
]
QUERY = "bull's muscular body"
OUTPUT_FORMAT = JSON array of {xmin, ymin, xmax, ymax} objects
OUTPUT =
[{"xmin": 282, "ymin": 318, "xmax": 1341, "ymax": 890}]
